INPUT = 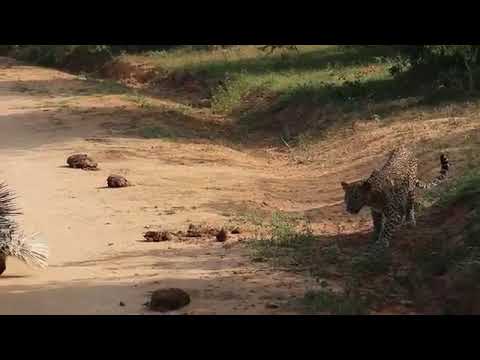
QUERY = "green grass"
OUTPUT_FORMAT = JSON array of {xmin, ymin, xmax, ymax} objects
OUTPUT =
[
  {"xmin": 94, "ymin": 79, "xmax": 129, "ymax": 95},
  {"xmin": 125, "ymin": 91, "xmax": 153, "ymax": 109},
  {"xmin": 112, "ymin": 45, "xmax": 480, "ymax": 146},
  {"xmin": 122, "ymin": 45, "xmax": 396, "ymax": 115},
  {"xmin": 116, "ymin": 45, "xmax": 480, "ymax": 145},
  {"xmin": 245, "ymin": 211, "xmax": 393, "ymax": 314},
  {"xmin": 247, "ymin": 212, "xmax": 317, "ymax": 270},
  {"xmin": 247, "ymin": 210, "xmax": 392, "ymax": 277},
  {"xmin": 432, "ymin": 168, "xmax": 480, "ymax": 208}
]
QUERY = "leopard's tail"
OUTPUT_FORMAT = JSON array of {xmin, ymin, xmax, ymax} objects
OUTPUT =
[{"xmin": 415, "ymin": 153, "xmax": 450, "ymax": 190}]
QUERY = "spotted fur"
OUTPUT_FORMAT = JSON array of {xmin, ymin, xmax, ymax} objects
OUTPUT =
[{"xmin": 341, "ymin": 146, "xmax": 450, "ymax": 248}]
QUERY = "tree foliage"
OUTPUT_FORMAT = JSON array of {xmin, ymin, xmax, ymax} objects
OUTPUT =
[
  {"xmin": 368, "ymin": 45, "xmax": 480, "ymax": 92},
  {"xmin": 258, "ymin": 45, "xmax": 299, "ymax": 54}
]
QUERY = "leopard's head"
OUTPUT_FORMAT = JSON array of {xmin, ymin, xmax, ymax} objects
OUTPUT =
[{"xmin": 341, "ymin": 180, "xmax": 371, "ymax": 214}]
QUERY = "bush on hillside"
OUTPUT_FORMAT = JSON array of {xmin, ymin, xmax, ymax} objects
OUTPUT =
[
  {"xmin": 2, "ymin": 45, "xmax": 237, "ymax": 70},
  {"xmin": 6, "ymin": 45, "xmax": 112, "ymax": 69},
  {"xmin": 371, "ymin": 45, "xmax": 480, "ymax": 92}
]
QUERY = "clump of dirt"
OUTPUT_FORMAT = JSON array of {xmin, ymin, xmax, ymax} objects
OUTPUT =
[
  {"xmin": 107, "ymin": 175, "xmax": 130, "ymax": 188},
  {"xmin": 100, "ymin": 60, "xmax": 159, "ymax": 86},
  {"xmin": 144, "ymin": 231, "xmax": 173, "ymax": 243},
  {"xmin": 184, "ymin": 224, "xmax": 221, "ymax": 239},
  {"xmin": 66, "ymin": 154, "xmax": 98, "ymax": 171},
  {"xmin": 160, "ymin": 71, "xmax": 208, "ymax": 94},
  {"xmin": 148, "ymin": 288, "xmax": 191, "ymax": 312},
  {"xmin": 143, "ymin": 223, "xmax": 243, "ymax": 244},
  {"xmin": 216, "ymin": 229, "xmax": 228, "ymax": 243}
]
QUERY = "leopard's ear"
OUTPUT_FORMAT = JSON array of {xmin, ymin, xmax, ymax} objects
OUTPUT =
[{"xmin": 341, "ymin": 182, "xmax": 349, "ymax": 190}]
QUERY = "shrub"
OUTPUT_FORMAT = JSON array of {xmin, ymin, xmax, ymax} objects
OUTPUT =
[
  {"xmin": 380, "ymin": 45, "xmax": 480, "ymax": 92},
  {"xmin": 2, "ymin": 45, "xmax": 181, "ymax": 70},
  {"xmin": 9, "ymin": 45, "xmax": 112, "ymax": 68}
]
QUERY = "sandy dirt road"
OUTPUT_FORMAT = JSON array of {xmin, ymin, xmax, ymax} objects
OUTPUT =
[
  {"xmin": 0, "ymin": 58, "xmax": 337, "ymax": 315},
  {"xmin": 2, "ymin": 56, "xmax": 476, "ymax": 315}
]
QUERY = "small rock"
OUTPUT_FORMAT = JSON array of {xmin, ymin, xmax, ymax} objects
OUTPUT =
[
  {"xmin": 67, "ymin": 154, "xmax": 98, "ymax": 170},
  {"xmin": 144, "ymin": 231, "xmax": 172, "ymax": 242},
  {"xmin": 266, "ymin": 302, "xmax": 280, "ymax": 309},
  {"xmin": 107, "ymin": 175, "xmax": 129, "ymax": 188},
  {"xmin": 216, "ymin": 229, "xmax": 228, "ymax": 243},
  {"xmin": 149, "ymin": 288, "xmax": 191, "ymax": 312},
  {"xmin": 231, "ymin": 227, "xmax": 241, "ymax": 235},
  {"xmin": 198, "ymin": 99, "xmax": 211, "ymax": 107},
  {"xmin": 186, "ymin": 224, "xmax": 202, "ymax": 238}
]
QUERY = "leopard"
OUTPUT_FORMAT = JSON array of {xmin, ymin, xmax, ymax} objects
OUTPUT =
[{"xmin": 341, "ymin": 146, "xmax": 450, "ymax": 249}]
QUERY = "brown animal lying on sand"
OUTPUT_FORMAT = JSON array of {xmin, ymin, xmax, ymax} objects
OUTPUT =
[
  {"xmin": 67, "ymin": 154, "xmax": 98, "ymax": 171},
  {"xmin": 107, "ymin": 175, "xmax": 131, "ymax": 188}
]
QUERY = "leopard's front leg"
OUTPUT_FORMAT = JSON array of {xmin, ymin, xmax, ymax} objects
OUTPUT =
[{"xmin": 377, "ymin": 206, "xmax": 403, "ymax": 248}]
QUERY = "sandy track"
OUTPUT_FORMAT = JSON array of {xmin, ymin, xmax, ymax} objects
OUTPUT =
[
  {"xmin": 2, "ymin": 57, "xmax": 475, "ymax": 314},
  {"xmin": 0, "ymin": 59, "xmax": 328, "ymax": 315}
]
